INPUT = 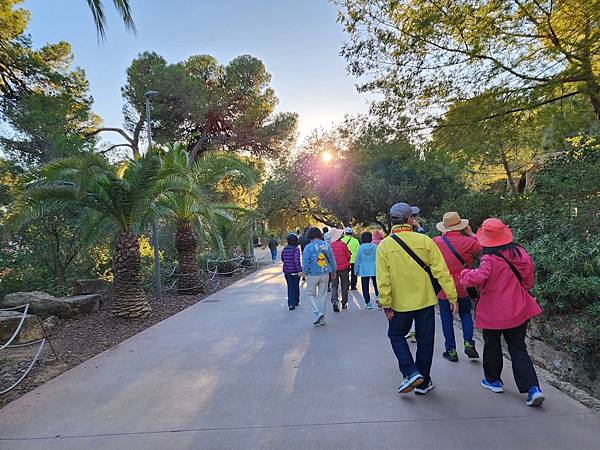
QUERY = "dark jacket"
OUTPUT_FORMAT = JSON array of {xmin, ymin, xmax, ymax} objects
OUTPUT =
[{"xmin": 299, "ymin": 235, "xmax": 310, "ymax": 251}]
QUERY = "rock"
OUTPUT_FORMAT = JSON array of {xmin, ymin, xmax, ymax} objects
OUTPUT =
[
  {"xmin": 0, "ymin": 292, "xmax": 72, "ymax": 319},
  {"xmin": 0, "ymin": 311, "xmax": 43, "ymax": 344},
  {"xmin": 72, "ymin": 279, "xmax": 112, "ymax": 304},
  {"xmin": 59, "ymin": 294, "xmax": 101, "ymax": 315}
]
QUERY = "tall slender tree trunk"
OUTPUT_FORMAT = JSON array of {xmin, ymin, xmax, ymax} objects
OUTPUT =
[
  {"xmin": 590, "ymin": 90, "xmax": 600, "ymax": 126},
  {"xmin": 500, "ymin": 148, "xmax": 518, "ymax": 194},
  {"xmin": 112, "ymin": 231, "xmax": 151, "ymax": 318},
  {"xmin": 175, "ymin": 222, "xmax": 202, "ymax": 294}
]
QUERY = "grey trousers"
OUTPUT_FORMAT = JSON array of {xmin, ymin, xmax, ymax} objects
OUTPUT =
[
  {"xmin": 306, "ymin": 274, "xmax": 330, "ymax": 319},
  {"xmin": 331, "ymin": 268, "xmax": 350, "ymax": 306}
]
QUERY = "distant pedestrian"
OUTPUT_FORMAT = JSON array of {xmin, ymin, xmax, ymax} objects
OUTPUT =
[
  {"xmin": 281, "ymin": 233, "xmax": 302, "ymax": 310},
  {"xmin": 302, "ymin": 227, "xmax": 337, "ymax": 326},
  {"xmin": 329, "ymin": 228, "xmax": 351, "ymax": 312},
  {"xmin": 323, "ymin": 226, "xmax": 331, "ymax": 243},
  {"xmin": 268, "ymin": 235, "xmax": 279, "ymax": 264},
  {"xmin": 460, "ymin": 218, "xmax": 545, "ymax": 407},
  {"xmin": 341, "ymin": 227, "xmax": 360, "ymax": 290},
  {"xmin": 434, "ymin": 212, "xmax": 482, "ymax": 362},
  {"xmin": 372, "ymin": 229, "xmax": 385, "ymax": 245},
  {"xmin": 299, "ymin": 228, "xmax": 310, "ymax": 252},
  {"xmin": 377, "ymin": 202, "xmax": 457, "ymax": 395},
  {"xmin": 354, "ymin": 231, "xmax": 378, "ymax": 310}
]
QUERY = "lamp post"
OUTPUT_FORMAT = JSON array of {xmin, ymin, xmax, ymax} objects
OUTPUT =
[{"xmin": 145, "ymin": 90, "xmax": 161, "ymax": 301}]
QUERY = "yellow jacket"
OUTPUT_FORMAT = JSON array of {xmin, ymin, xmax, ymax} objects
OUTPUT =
[{"xmin": 376, "ymin": 225, "xmax": 457, "ymax": 311}]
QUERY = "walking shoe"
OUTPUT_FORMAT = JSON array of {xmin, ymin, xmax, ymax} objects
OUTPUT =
[
  {"xmin": 398, "ymin": 372, "xmax": 424, "ymax": 394},
  {"xmin": 405, "ymin": 331, "xmax": 416, "ymax": 343},
  {"xmin": 414, "ymin": 380, "xmax": 435, "ymax": 395},
  {"xmin": 342, "ymin": 303, "xmax": 348, "ymax": 310},
  {"xmin": 527, "ymin": 386, "xmax": 545, "ymax": 407},
  {"xmin": 464, "ymin": 342, "xmax": 480, "ymax": 359},
  {"xmin": 313, "ymin": 313, "xmax": 324, "ymax": 325},
  {"xmin": 289, "ymin": 305, "xmax": 295, "ymax": 311},
  {"xmin": 376, "ymin": 301, "xmax": 383, "ymax": 309},
  {"xmin": 481, "ymin": 379, "xmax": 504, "ymax": 393},
  {"xmin": 333, "ymin": 301, "xmax": 340, "ymax": 313},
  {"xmin": 319, "ymin": 316, "xmax": 326, "ymax": 327},
  {"xmin": 443, "ymin": 350, "xmax": 459, "ymax": 362},
  {"xmin": 366, "ymin": 302, "xmax": 373, "ymax": 310}
]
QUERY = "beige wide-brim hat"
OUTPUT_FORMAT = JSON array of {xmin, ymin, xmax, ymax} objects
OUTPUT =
[
  {"xmin": 329, "ymin": 228, "xmax": 344, "ymax": 242},
  {"xmin": 436, "ymin": 211, "xmax": 469, "ymax": 232}
]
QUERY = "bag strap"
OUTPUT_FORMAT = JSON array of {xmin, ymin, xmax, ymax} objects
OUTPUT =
[
  {"xmin": 442, "ymin": 236, "xmax": 466, "ymax": 267},
  {"xmin": 491, "ymin": 251, "xmax": 523, "ymax": 285},
  {"xmin": 390, "ymin": 234, "xmax": 428, "ymax": 269}
]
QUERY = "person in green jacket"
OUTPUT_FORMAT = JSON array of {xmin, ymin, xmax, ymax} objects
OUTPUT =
[{"xmin": 342, "ymin": 227, "xmax": 360, "ymax": 290}]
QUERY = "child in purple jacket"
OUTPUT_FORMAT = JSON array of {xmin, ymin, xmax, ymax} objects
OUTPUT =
[{"xmin": 281, "ymin": 233, "xmax": 303, "ymax": 310}]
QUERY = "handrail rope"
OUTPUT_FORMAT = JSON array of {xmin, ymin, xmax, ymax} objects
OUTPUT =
[
  {"xmin": 0, "ymin": 303, "xmax": 30, "ymax": 351},
  {"xmin": 0, "ymin": 304, "xmax": 30, "ymax": 312},
  {"xmin": 0, "ymin": 339, "xmax": 46, "ymax": 395}
]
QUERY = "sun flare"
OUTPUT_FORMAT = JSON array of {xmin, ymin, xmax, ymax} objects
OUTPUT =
[{"xmin": 322, "ymin": 151, "xmax": 333, "ymax": 162}]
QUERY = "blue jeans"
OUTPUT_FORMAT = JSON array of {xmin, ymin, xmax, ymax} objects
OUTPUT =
[
  {"xmin": 438, "ymin": 297, "xmax": 475, "ymax": 351},
  {"xmin": 270, "ymin": 248, "xmax": 277, "ymax": 262},
  {"xmin": 284, "ymin": 273, "xmax": 300, "ymax": 307},
  {"xmin": 387, "ymin": 305, "xmax": 435, "ymax": 385}
]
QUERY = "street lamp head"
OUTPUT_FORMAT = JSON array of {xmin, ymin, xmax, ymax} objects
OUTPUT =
[{"xmin": 144, "ymin": 90, "xmax": 159, "ymax": 98}]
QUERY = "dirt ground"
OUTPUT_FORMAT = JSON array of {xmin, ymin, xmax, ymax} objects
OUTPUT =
[{"xmin": 0, "ymin": 267, "xmax": 260, "ymax": 408}]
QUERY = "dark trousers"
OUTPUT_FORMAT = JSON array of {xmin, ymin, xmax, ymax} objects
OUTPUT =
[
  {"xmin": 331, "ymin": 268, "xmax": 350, "ymax": 306},
  {"xmin": 438, "ymin": 297, "xmax": 474, "ymax": 351},
  {"xmin": 284, "ymin": 273, "xmax": 300, "ymax": 307},
  {"xmin": 360, "ymin": 276, "xmax": 378, "ymax": 304},
  {"xmin": 349, "ymin": 263, "xmax": 358, "ymax": 289},
  {"xmin": 270, "ymin": 248, "xmax": 277, "ymax": 262},
  {"xmin": 483, "ymin": 321, "xmax": 539, "ymax": 393},
  {"xmin": 387, "ymin": 305, "xmax": 435, "ymax": 384}
]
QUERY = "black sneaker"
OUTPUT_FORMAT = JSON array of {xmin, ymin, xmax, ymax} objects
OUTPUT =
[
  {"xmin": 464, "ymin": 342, "xmax": 480, "ymax": 359},
  {"xmin": 333, "ymin": 302, "xmax": 340, "ymax": 313},
  {"xmin": 342, "ymin": 303, "xmax": 348, "ymax": 309},
  {"xmin": 289, "ymin": 305, "xmax": 295, "ymax": 311},
  {"xmin": 414, "ymin": 380, "xmax": 435, "ymax": 395},
  {"xmin": 443, "ymin": 350, "xmax": 459, "ymax": 362}
]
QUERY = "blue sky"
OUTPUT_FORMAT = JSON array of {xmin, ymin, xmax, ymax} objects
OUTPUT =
[{"xmin": 22, "ymin": 0, "xmax": 374, "ymax": 145}]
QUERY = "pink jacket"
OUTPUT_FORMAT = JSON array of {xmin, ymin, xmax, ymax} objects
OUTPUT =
[
  {"xmin": 434, "ymin": 231, "xmax": 481, "ymax": 300},
  {"xmin": 330, "ymin": 240, "xmax": 351, "ymax": 271},
  {"xmin": 460, "ymin": 247, "xmax": 542, "ymax": 330}
]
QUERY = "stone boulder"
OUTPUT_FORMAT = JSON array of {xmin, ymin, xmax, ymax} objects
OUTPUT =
[
  {"xmin": 59, "ymin": 294, "xmax": 101, "ymax": 315},
  {"xmin": 0, "ymin": 311, "xmax": 43, "ymax": 344},
  {"xmin": 72, "ymin": 279, "xmax": 112, "ymax": 304},
  {"xmin": 0, "ymin": 292, "xmax": 101, "ymax": 319},
  {"xmin": 0, "ymin": 292, "xmax": 72, "ymax": 319}
]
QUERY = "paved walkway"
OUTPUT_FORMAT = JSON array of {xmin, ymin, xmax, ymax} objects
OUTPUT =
[{"xmin": 1, "ymin": 263, "xmax": 599, "ymax": 449}]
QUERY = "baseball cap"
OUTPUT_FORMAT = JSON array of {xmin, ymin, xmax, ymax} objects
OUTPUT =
[
  {"xmin": 390, "ymin": 202, "xmax": 420, "ymax": 221},
  {"xmin": 344, "ymin": 226, "xmax": 353, "ymax": 234}
]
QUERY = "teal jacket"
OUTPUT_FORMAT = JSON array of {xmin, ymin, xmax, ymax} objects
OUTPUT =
[
  {"xmin": 302, "ymin": 240, "xmax": 337, "ymax": 276},
  {"xmin": 354, "ymin": 243, "xmax": 377, "ymax": 277}
]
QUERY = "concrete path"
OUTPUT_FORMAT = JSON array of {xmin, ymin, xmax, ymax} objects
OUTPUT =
[{"xmin": 1, "ymin": 264, "xmax": 599, "ymax": 449}]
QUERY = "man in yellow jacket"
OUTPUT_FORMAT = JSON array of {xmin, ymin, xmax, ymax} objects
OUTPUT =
[{"xmin": 377, "ymin": 202, "xmax": 458, "ymax": 395}]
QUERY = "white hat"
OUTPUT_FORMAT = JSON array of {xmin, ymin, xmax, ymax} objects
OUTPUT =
[
  {"xmin": 329, "ymin": 228, "xmax": 344, "ymax": 242},
  {"xmin": 344, "ymin": 226, "xmax": 353, "ymax": 234}
]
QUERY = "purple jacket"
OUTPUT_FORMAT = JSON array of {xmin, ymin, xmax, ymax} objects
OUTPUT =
[{"xmin": 281, "ymin": 245, "xmax": 302, "ymax": 274}]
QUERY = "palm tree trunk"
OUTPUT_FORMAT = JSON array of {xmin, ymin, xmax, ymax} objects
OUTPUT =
[
  {"xmin": 175, "ymin": 222, "xmax": 202, "ymax": 294},
  {"xmin": 112, "ymin": 231, "xmax": 152, "ymax": 318}
]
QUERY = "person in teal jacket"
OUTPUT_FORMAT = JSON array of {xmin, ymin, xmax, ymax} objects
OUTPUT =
[
  {"xmin": 354, "ymin": 231, "xmax": 378, "ymax": 309},
  {"xmin": 302, "ymin": 227, "xmax": 337, "ymax": 326}
]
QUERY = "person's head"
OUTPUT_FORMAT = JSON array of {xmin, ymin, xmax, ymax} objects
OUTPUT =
[
  {"xmin": 477, "ymin": 218, "xmax": 522, "ymax": 257},
  {"xmin": 271, "ymin": 234, "xmax": 275, "ymax": 238},
  {"xmin": 436, "ymin": 211, "xmax": 469, "ymax": 234},
  {"xmin": 361, "ymin": 231, "xmax": 373, "ymax": 244},
  {"xmin": 307, "ymin": 227, "xmax": 323, "ymax": 241},
  {"xmin": 389, "ymin": 202, "xmax": 420, "ymax": 225},
  {"xmin": 287, "ymin": 233, "xmax": 299, "ymax": 246},
  {"xmin": 344, "ymin": 226, "xmax": 353, "ymax": 235},
  {"xmin": 322, "ymin": 226, "xmax": 329, "ymax": 234}
]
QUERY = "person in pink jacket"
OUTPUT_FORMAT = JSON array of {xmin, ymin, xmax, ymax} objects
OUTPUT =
[
  {"xmin": 372, "ymin": 229, "xmax": 385, "ymax": 245},
  {"xmin": 460, "ymin": 218, "xmax": 545, "ymax": 407},
  {"xmin": 329, "ymin": 228, "xmax": 352, "ymax": 312}
]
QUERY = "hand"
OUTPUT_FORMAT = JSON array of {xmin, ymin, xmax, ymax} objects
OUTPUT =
[
  {"xmin": 450, "ymin": 302, "xmax": 459, "ymax": 315},
  {"xmin": 465, "ymin": 225, "xmax": 475, "ymax": 236},
  {"xmin": 412, "ymin": 219, "xmax": 421, "ymax": 228},
  {"xmin": 298, "ymin": 272, "xmax": 304, "ymax": 278},
  {"xmin": 329, "ymin": 272, "xmax": 336, "ymax": 281},
  {"xmin": 384, "ymin": 308, "xmax": 395, "ymax": 321}
]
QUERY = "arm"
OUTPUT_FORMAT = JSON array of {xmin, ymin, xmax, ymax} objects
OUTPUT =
[
  {"xmin": 326, "ymin": 245, "xmax": 337, "ymax": 272},
  {"xmin": 295, "ymin": 247, "xmax": 302, "ymax": 273},
  {"xmin": 428, "ymin": 240, "xmax": 457, "ymax": 302},
  {"xmin": 460, "ymin": 255, "xmax": 493, "ymax": 287},
  {"xmin": 354, "ymin": 247, "xmax": 361, "ymax": 275},
  {"xmin": 376, "ymin": 244, "xmax": 392, "ymax": 309},
  {"xmin": 302, "ymin": 246, "xmax": 310, "ymax": 275}
]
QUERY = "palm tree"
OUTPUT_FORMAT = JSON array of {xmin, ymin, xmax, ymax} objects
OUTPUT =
[
  {"xmin": 16, "ymin": 151, "xmax": 172, "ymax": 318},
  {"xmin": 158, "ymin": 144, "xmax": 256, "ymax": 293},
  {"xmin": 85, "ymin": 0, "xmax": 136, "ymax": 40}
]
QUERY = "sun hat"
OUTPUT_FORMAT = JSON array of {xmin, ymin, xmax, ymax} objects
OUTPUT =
[
  {"xmin": 436, "ymin": 211, "xmax": 469, "ymax": 232},
  {"xmin": 390, "ymin": 202, "xmax": 420, "ymax": 221},
  {"xmin": 344, "ymin": 226, "xmax": 353, "ymax": 234},
  {"xmin": 329, "ymin": 228, "xmax": 344, "ymax": 242},
  {"xmin": 476, "ymin": 218, "xmax": 514, "ymax": 247}
]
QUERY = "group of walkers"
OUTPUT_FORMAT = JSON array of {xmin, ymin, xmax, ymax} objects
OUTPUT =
[{"xmin": 278, "ymin": 201, "xmax": 546, "ymax": 408}]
